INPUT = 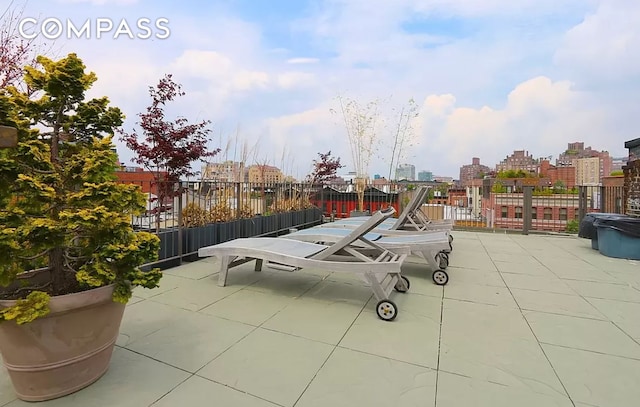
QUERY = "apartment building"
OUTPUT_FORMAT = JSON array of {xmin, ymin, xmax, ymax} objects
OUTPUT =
[
  {"xmin": 201, "ymin": 161, "xmax": 245, "ymax": 182},
  {"xmin": 575, "ymin": 157, "xmax": 601, "ymax": 186},
  {"xmin": 496, "ymin": 150, "xmax": 539, "ymax": 174},
  {"xmin": 459, "ymin": 157, "xmax": 491, "ymax": 184},
  {"xmin": 247, "ymin": 165, "xmax": 284, "ymax": 183}
]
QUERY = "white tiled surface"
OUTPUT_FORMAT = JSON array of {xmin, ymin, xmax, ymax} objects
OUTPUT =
[{"xmin": 1, "ymin": 231, "xmax": 639, "ymax": 407}]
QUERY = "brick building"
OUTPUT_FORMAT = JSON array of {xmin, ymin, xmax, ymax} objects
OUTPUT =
[
  {"xmin": 496, "ymin": 150, "xmax": 539, "ymax": 174},
  {"xmin": 459, "ymin": 157, "xmax": 491, "ymax": 184},
  {"xmin": 539, "ymin": 160, "xmax": 576, "ymax": 188},
  {"xmin": 248, "ymin": 165, "xmax": 284, "ymax": 183},
  {"xmin": 482, "ymin": 192, "xmax": 580, "ymax": 232},
  {"xmin": 556, "ymin": 142, "xmax": 612, "ymax": 182}
]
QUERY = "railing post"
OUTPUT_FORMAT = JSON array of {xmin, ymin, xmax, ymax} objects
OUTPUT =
[
  {"xmin": 578, "ymin": 186, "xmax": 587, "ymax": 221},
  {"xmin": 177, "ymin": 182, "xmax": 183, "ymax": 265},
  {"xmin": 523, "ymin": 186, "xmax": 532, "ymax": 235},
  {"xmin": 599, "ymin": 186, "xmax": 606, "ymax": 213},
  {"xmin": 236, "ymin": 182, "xmax": 242, "ymax": 217}
]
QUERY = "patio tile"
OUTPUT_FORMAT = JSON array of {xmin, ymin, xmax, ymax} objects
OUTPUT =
[
  {"xmin": 4, "ymin": 347, "xmax": 189, "ymax": 407},
  {"xmin": 151, "ymin": 375, "xmax": 278, "ymax": 407},
  {"xmin": 501, "ymin": 273, "xmax": 575, "ymax": 295},
  {"xmin": 149, "ymin": 276, "xmax": 245, "ymax": 311},
  {"xmin": 604, "ymin": 269, "xmax": 640, "ymax": 288},
  {"xmin": 162, "ymin": 259, "xmax": 218, "ymax": 280},
  {"xmin": 564, "ymin": 280, "xmax": 640, "ymax": 303},
  {"xmin": 133, "ymin": 274, "xmax": 192, "ymax": 299},
  {"xmin": 0, "ymin": 369, "xmax": 16, "ymax": 406},
  {"xmin": 439, "ymin": 300, "xmax": 564, "ymax": 396},
  {"xmin": 444, "ymin": 267, "xmax": 506, "ymax": 287},
  {"xmin": 300, "ymin": 279, "xmax": 373, "ymax": 305},
  {"xmin": 198, "ymin": 288, "xmax": 294, "ymax": 326},
  {"xmin": 399, "ymin": 261, "xmax": 445, "ymax": 298},
  {"xmin": 197, "ymin": 328, "xmax": 333, "ymax": 407},
  {"xmin": 262, "ymin": 297, "xmax": 364, "ymax": 345},
  {"xmin": 511, "ymin": 289, "xmax": 606, "ymax": 319},
  {"xmin": 525, "ymin": 312, "xmax": 640, "ymax": 359},
  {"xmin": 436, "ymin": 371, "xmax": 573, "ymax": 407},
  {"xmin": 494, "ymin": 260, "xmax": 552, "ymax": 276},
  {"xmin": 444, "ymin": 284, "xmax": 518, "ymax": 308},
  {"xmin": 118, "ymin": 300, "xmax": 195, "ymax": 347},
  {"xmin": 341, "ymin": 294, "xmax": 441, "ymax": 368},
  {"xmin": 543, "ymin": 344, "xmax": 640, "ymax": 407},
  {"xmin": 586, "ymin": 298, "xmax": 640, "ymax": 340},
  {"xmin": 484, "ymin": 246, "xmax": 530, "ymax": 258},
  {"xmin": 448, "ymin": 254, "xmax": 497, "ymax": 271},
  {"xmin": 245, "ymin": 271, "xmax": 323, "ymax": 298},
  {"xmin": 124, "ymin": 310, "xmax": 255, "ymax": 372},
  {"xmin": 549, "ymin": 267, "xmax": 619, "ymax": 283},
  {"xmin": 296, "ymin": 347, "xmax": 436, "ymax": 407}
]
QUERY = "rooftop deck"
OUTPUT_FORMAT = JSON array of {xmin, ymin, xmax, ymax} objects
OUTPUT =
[{"xmin": 1, "ymin": 231, "xmax": 639, "ymax": 407}]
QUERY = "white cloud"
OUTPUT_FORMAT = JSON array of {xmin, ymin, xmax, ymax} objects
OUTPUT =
[
  {"xmin": 554, "ymin": 0, "xmax": 640, "ymax": 83},
  {"xmin": 277, "ymin": 72, "xmax": 316, "ymax": 89},
  {"xmin": 21, "ymin": 0, "xmax": 638, "ymax": 177},
  {"xmin": 287, "ymin": 58, "xmax": 320, "ymax": 64}
]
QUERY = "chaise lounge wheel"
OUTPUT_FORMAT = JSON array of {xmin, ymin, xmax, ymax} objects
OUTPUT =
[
  {"xmin": 376, "ymin": 299, "xmax": 398, "ymax": 321},
  {"xmin": 394, "ymin": 276, "xmax": 410, "ymax": 293},
  {"xmin": 432, "ymin": 269, "xmax": 449, "ymax": 286}
]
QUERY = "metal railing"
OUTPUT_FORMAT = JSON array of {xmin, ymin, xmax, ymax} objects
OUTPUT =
[{"xmin": 451, "ymin": 185, "xmax": 626, "ymax": 234}]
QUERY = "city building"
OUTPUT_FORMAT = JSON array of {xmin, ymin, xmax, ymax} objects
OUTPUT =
[
  {"xmin": 539, "ymin": 160, "xmax": 576, "ymax": 188},
  {"xmin": 202, "ymin": 161, "xmax": 245, "ymax": 183},
  {"xmin": 611, "ymin": 157, "xmax": 628, "ymax": 173},
  {"xmin": 556, "ymin": 142, "xmax": 612, "ymax": 182},
  {"xmin": 247, "ymin": 165, "xmax": 284, "ymax": 183},
  {"xmin": 395, "ymin": 164, "xmax": 415, "ymax": 181},
  {"xmin": 459, "ymin": 157, "xmax": 491, "ymax": 184},
  {"xmin": 575, "ymin": 157, "xmax": 601, "ymax": 186},
  {"xmin": 496, "ymin": 150, "xmax": 539, "ymax": 174},
  {"xmin": 433, "ymin": 175, "xmax": 454, "ymax": 183},
  {"xmin": 481, "ymin": 192, "xmax": 580, "ymax": 232},
  {"xmin": 418, "ymin": 171, "xmax": 433, "ymax": 182}
]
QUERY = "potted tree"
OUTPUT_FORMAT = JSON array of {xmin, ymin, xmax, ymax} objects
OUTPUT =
[{"xmin": 0, "ymin": 53, "xmax": 162, "ymax": 401}]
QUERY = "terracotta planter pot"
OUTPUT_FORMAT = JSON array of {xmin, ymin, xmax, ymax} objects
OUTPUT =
[{"xmin": 0, "ymin": 285, "xmax": 125, "ymax": 401}]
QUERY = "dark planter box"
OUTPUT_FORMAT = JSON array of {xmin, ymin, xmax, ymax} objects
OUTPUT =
[{"xmin": 152, "ymin": 208, "xmax": 323, "ymax": 268}]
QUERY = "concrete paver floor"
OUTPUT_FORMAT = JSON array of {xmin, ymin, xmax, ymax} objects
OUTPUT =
[{"xmin": 1, "ymin": 231, "xmax": 639, "ymax": 407}]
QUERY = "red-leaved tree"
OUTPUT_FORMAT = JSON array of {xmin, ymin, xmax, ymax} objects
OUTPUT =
[
  {"xmin": 120, "ymin": 74, "xmax": 219, "ymax": 229},
  {"xmin": 307, "ymin": 150, "xmax": 344, "ymax": 185}
]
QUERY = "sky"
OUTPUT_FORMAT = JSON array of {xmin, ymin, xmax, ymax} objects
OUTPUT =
[{"xmin": 8, "ymin": 0, "xmax": 640, "ymax": 179}]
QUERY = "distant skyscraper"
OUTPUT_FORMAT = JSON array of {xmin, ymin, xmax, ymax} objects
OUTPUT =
[
  {"xmin": 418, "ymin": 171, "xmax": 433, "ymax": 181},
  {"xmin": 395, "ymin": 164, "xmax": 416, "ymax": 181}
]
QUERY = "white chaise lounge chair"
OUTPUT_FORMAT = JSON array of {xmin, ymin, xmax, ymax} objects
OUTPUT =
[
  {"xmin": 198, "ymin": 207, "xmax": 410, "ymax": 321},
  {"xmin": 322, "ymin": 186, "xmax": 455, "ymax": 236},
  {"xmin": 282, "ymin": 227, "xmax": 452, "ymax": 285}
]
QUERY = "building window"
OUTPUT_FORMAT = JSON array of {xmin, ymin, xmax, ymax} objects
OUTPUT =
[
  {"xmin": 501, "ymin": 206, "xmax": 508, "ymax": 218},
  {"xmin": 532, "ymin": 207, "xmax": 537, "ymax": 220},
  {"xmin": 515, "ymin": 206, "xmax": 523, "ymax": 219},
  {"xmin": 543, "ymin": 207, "xmax": 552, "ymax": 220},
  {"xmin": 559, "ymin": 208, "xmax": 567, "ymax": 221}
]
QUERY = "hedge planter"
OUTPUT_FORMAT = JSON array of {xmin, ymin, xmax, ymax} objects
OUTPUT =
[{"xmin": 0, "ymin": 285, "xmax": 125, "ymax": 401}]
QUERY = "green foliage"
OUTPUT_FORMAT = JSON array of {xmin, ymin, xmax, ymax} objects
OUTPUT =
[
  {"xmin": 0, "ymin": 292, "xmax": 50, "ymax": 325},
  {"xmin": 496, "ymin": 169, "xmax": 532, "ymax": 179},
  {"xmin": 0, "ymin": 53, "xmax": 161, "ymax": 323},
  {"xmin": 492, "ymin": 181, "xmax": 507, "ymax": 193},
  {"xmin": 565, "ymin": 219, "xmax": 579, "ymax": 233},
  {"xmin": 610, "ymin": 170, "xmax": 624, "ymax": 176},
  {"xmin": 553, "ymin": 180, "xmax": 566, "ymax": 194}
]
